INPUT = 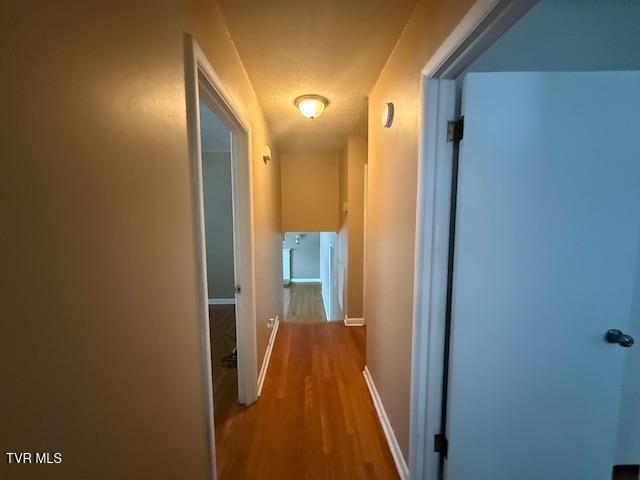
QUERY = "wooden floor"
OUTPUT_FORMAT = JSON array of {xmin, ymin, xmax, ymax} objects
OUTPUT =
[
  {"xmin": 215, "ymin": 322, "xmax": 398, "ymax": 479},
  {"xmin": 209, "ymin": 305, "xmax": 242, "ymax": 433},
  {"xmin": 282, "ymin": 283, "xmax": 327, "ymax": 323}
]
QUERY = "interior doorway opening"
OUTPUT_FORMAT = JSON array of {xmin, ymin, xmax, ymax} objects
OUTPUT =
[
  {"xmin": 198, "ymin": 99, "xmax": 241, "ymax": 456},
  {"xmin": 282, "ymin": 231, "xmax": 344, "ymax": 322},
  {"xmin": 184, "ymin": 34, "xmax": 259, "ymax": 479}
]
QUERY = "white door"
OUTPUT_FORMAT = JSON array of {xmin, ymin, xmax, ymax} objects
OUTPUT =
[{"xmin": 445, "ymin": 72, "xmax": 640, "ymax": 479}]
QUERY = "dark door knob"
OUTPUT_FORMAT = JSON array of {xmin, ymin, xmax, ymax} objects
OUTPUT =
[{"xmin": 605, "ymin": 329, "xmax": 634, "ymax": 348}]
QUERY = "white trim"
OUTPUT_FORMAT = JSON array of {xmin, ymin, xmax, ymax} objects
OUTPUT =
[
  {"xmin": 184, "ymin": 33, "xmax": 259, "ymax": 480},
  {"xmin": 257, "ymin": 316, "xmax": 280, "ymax": 397},
  {"xmin": 208, "ymin": 298, "xmax": 236, "ymax": 305},
  {"xmin": 421, "ymin": 0, "xmax": 538, "ymax": 78},
  {"xmin": 409, "ymin": 2, "xmax": 538, "ymax": 479},
  {"xmin": 410, "ymin": 76, "xmax": 457, "ymax": 480},
  {"xmin": 421, "ymin": 0, "xmax": 499, "ymax": 76},
  {"xmin": 184, "ymin": 35, "xmax": 217, "ymax": 480},
  {"xmin": 363, "ymin": 366, "xmax": 409, "ymax": 480},
  {"xmin": 363, "ymin": 164, "xmax": 368, "ymax": 324},
  {"xmin": 321, "ymin": 285, "xmax": 330, "ymax": 320},
  {"xmin": 290, "ymin": 277, "xmax": 321, "ymax": 284},
  {"xmin": 343, "ymin": 316, "xmax": 365, "ymax": 327}
]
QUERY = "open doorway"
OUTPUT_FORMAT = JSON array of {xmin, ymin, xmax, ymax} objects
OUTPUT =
[
  {"xmin": 282, "ymin": 232, "xmax": 325, "ymax": 322},
  {"xmin": 281, "ymin": 231, "xmax": 345, "ymax": 322},
  {"xmin": 199, "ymin": 99, "xmax": 240, "ymax": 443},
  {"xmin": 184, "ymin": 34, "xmax": 259, "ymax": 478}
]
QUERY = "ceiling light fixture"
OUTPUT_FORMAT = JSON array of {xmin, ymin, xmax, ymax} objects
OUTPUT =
[{"xmin": 294, "ymin": 94, "xmax": 328, "ymax": 119}]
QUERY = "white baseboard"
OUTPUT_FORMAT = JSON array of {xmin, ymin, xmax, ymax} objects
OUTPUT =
[
  {"xmin": 257, "ymin": 315, "xmax": 280, "ymax": 397},
  {"xmin": 363, "ymin": 366, "xmax": 409, "ymax": 480},
  {"xmin": 290, "ymin": 278, "xmax": 321, "ymax": 284},
  {"xmin": 208, "ymin": 298, "xmax": 236, "ymax": 305},
  {"xmin": 344, "ymin": 316, "xmax": 365, "ymax": 326}
]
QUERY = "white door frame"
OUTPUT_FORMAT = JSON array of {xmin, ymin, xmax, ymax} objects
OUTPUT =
[
  {"xmin": 362, "ymin": 164, "xmax": 368, "ymax": 322},
  {"xmin": 328, "ymin": 242, "xmax": 334, "ymax": 320},
  {"xmin": 408, "ymin": 1, "xmax": 538, "ymax": 478},
  {"xmin": 184, "ymin": 33, "xmax": 258, "ymax": 480}
]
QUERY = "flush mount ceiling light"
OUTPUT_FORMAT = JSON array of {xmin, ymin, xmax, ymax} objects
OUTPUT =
[{"xmin": 294, "ymin": 94, "xmax": 328, "ymax": 119}]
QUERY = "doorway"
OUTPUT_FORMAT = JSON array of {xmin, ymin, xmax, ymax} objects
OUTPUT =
[
  {"xmin": 281, "ymin": 231, "xmax": 344, "ymax": 323},
  {"xmin": 411, "ymin": 1, "xmax": 640, "ymax": 479},
  {"xmin": 184, "ymin": 34, "xmax": 259, "ymax": 479},
  {"xmin": 199, "ymin": 99, "xmax": 240, "ymax": 453},
  {"xmin": 282, "ymin": 232, "xmax": 325, "ymax": 322}
]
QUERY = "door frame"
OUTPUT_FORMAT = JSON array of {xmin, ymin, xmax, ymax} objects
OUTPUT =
[
  {"xmin": 408, "ymin": 1, "xmax": 538, "ymax": 478},
  {"xmin": 184, "ymin": 33, "xmax": 258, "ymax": 479},
  {"xmin": 363, "ymin": 164, "xmax": 368, "ymax": 322},
  {"xmin": 328, "ymin": 242, "xmax": 334, "ymax": 320}
]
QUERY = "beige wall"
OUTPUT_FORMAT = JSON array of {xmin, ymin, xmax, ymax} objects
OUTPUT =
[
  {"xmin": 338, "ymin": 147, "xmax": 349, "ymax": 312},
  {"xmin": 281, "ymin": 152, "xmax": 340, "ymax": 232},
  {"xmin": 0, "ymin": 1, "xmax": 281, "ymax": 478},
  {"xmin": 366, "ymin": 0, "xmax": 475, "ymax": 460},
  {"xmin": 339, "ymin": 136, "xmax": 367, "ymax": 319},
  {"xmin": 187, "ymin": 3, "xmax": 283, "ymax": 369}
]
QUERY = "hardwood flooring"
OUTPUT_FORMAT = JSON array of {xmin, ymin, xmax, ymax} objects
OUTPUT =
[
  {"xmin": 215, "ymin": 322, "xmax": 398, "ymax": 480},
  {"xmin": 208, "ymin": 305, "xmax": 242, "ymax": 434},
  {"xmin": 283, "ymin": 283, "xmax": 327, "ymax": 323}
]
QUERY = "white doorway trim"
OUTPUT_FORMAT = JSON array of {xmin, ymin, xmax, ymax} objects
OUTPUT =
[
  {"xmin": 362, "ymin": 164, "xmax": 368, "ymax": 324},
  {"xmin": 184, "ymin": 34, "xmax": 258, "ymax": 480},
  {"xmin": 408, "ymin": 1, "xmax": 538, "ymax": 478},
  {"xmin": 327, "ymin": 243, "xmax": 334, "ymax": 320}
]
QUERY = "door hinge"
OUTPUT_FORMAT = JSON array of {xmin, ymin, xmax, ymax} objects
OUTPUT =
[
  {"xmin": 434, "ymin": 433, "xmax": 449, "ymax": 458},
  {"xmin": 447, "ymin": 116, "xmax": 464, "ymax": 143}
]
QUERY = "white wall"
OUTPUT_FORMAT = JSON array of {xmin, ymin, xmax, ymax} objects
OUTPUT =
[
  {"xmin": 200, "ymin": 100, "xmax": 235, "ymax": 300},
  {"xmin": 282, "ymin": 232, "xmax": 320, "ymax": 279},
  {"xmin": 616, "ymin": 243, "xmax": 640, "ymax": 464},
  {"xmin": 468, "ymin": 0, "xmax": 640, "ymax": 73},
  {"xmin": 320, "ymin": 232, "xmax": 343, "ymax": 321},
  {"xmin": 203, "ymin": 152, "xmax": 235, "ymax": 299}
]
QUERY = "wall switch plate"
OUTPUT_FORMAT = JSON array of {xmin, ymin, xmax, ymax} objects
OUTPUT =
[{"xmin": 342, "ymin": 202, "xmax": 348, "ymax": 213}]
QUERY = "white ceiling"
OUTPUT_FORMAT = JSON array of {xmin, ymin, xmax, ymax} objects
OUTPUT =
[
  {"xmin": 200, "ymin": 100, "xmax": 231, "ymax": 153},
  {"xmin": 218, "ymin": 0, "xmax": 418, "ymax": 153}
]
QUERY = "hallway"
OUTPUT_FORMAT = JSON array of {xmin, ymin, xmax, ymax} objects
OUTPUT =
[
  {"xmin": 214, "ymin": 322, "xmax": 397, "ymax": 479},
  {"xmin": 7, "ymin": 2, "xmax": 640, "ymax": 479}
]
